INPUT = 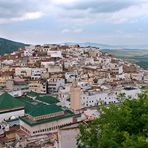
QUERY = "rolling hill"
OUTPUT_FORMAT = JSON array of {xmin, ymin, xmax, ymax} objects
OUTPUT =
[
  {"xmin": 64, "ymin": 42, "xmax": 122, "ymax": 49},
  {"xmin": 0, "ymin": 38, "xmax": 29, "ymax": 55},
  {"xmin": 102, "ymin": 49, "xmax": 148, "ymax": 69}
]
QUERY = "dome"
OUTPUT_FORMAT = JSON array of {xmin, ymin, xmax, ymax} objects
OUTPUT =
[{"xmin": 10, "ymin": 116, "xmax": 16, "ymax": 120}]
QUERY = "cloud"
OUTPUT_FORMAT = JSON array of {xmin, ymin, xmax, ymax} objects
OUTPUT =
[
  {"xmin": 0, "ymin": 0, "xmax": 148, "ymax": 24},
  {"xmin": 54, "ymin": 0, "xmax": 134, "ymax": 13},
  {"xmin": 62, "ymin": 28, "xmax": 83, "ymax": 33},
  {"xmin": 106, "ymin": 2, "xmax": 148, "ymax": 23},
  {"xmin": 0, "ymin": 0, "xmax": 45, "ymax": 24},
  {"xmin": 50, "ymin": 0, "xmax": 148, "ymax": 24},
  {"xmin": 0, "ymin": 12, "xmax": 43, "ymax": 24}
]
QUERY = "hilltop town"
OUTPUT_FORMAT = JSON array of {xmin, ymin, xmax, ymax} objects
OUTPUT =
[{"xmin": 0, "ymin": 44, "xmax": 147, "ymax": 147}]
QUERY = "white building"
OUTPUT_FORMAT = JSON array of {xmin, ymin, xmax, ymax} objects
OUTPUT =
[
  {"xmin": 116, "ymin": 73, "xmax": 125, "ymax": 80},
  {"xmin": 24, "ymin": 45, "xmax": 36, "ymax": 56},
  {"xmin": 19, "ymin": 103, "xmax": 76, "ymax": 136},
  {"xmin": 81, "ymin": 91, "xmax": 118, "ymax": 107},
  {"xmin": 47, "ymin": 51, "xmax": 63, "ymax": 58},
  {"xmin": 81, "ymin": 87, "xmax": 141, "ymax": 108},
  {"xmin": 131, "ymin": 73, "xmax": 144, "ymax": 81},
  {"xmin": 31, "ymin": 68, "xmax": 45, "ymax": 80},
  {"xmin": 84, "ymin": 57, "xmax": 95, "ymax": 65},
  {"xmin": 47, "ymin": 78, "xmax": 65, "ymax": 93},
  {"xmin": 20, "ymin": 115, "xmax": 74, "ymax": 136},
  {"xmin": 1, "ymin": 60, "xmax": 14, "ymax": 65},
  {"xmin": 78, "ymin": 82, "xmax": 92, "ymax": 91},
  {"xmin": 119, "ymin": 87, "xmax": 141, "ymax": 98},
  {"xmin": 65, "ymin": 71, "xmax": 78, "ymax": 83},
  {"xmin": 41, "ymin": 61, "xmax": 55, "ymax": 68}
]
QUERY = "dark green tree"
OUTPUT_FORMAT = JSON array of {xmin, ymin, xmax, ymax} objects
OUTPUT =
[{"xmin": 77, "ymin": 92, "xmax": 148, "ymax": 148}]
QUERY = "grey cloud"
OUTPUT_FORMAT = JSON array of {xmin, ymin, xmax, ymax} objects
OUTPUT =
[
  {"xmin": 0, "ymin": 0, "xmax": 147, "ymax": 24},
  {"xmin": 57, "ymin": 0, "xmax": 138, "ymax": 13},
  {"xmin": 52, "ymin": 0, "xmax": 148, "ymax": 24},
  {"xmin": 0, "ymin": 0, "xmax": 44, "ymax": 20}
]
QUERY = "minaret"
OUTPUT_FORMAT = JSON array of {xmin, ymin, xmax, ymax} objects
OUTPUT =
[{"xmin": 70, "ymin": 80, "xmax": 81, "ymax": 111}]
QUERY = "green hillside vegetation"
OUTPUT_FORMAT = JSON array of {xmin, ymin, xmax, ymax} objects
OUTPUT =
[
  {"xmin": 119, "ymin": 55, "xmax": 148, "ymax": 69},
  {"xmin": 0, "ymin": 38, "xmax": 29, "ymax": 55}
]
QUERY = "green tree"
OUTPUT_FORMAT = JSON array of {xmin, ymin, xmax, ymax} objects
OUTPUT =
[{"xmin": 77, "ymin": 93, "xmax": 148, "ymax": 148}]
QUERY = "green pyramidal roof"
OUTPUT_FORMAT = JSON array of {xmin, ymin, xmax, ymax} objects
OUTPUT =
[
  {"xmin": 0, "ymin": 92, "xmax": 24, "ymax": 110},
  {"xmin": 26, "ymin": 104, "xmax": 63, "ymax": 117}
]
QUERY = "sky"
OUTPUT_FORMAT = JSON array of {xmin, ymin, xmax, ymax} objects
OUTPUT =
[{"xmin": 0, "ymin": 0, "xmax": 148, "ymax": 47}]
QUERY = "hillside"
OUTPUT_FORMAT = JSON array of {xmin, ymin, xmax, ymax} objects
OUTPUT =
[
  {"xmin": 102, "ymin": 49, "xmax": 148, "ymax": 69},
  {"xmin": 0, "ymin": 38, "xmax": 29, "ymax": 55},
  {"xmin": 64, "ymin": 42, "xmax": 121, "ymax": 49},
  {"xmin": 65, "ymin": 42, "xmax": 148, "ymax": 69}
]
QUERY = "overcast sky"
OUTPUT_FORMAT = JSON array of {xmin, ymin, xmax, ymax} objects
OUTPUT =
[{"xmin": 0, "ymin": 0, "xmax": 148, "ymax": 47}]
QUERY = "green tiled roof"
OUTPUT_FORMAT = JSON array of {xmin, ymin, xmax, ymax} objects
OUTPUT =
[
  {"xmin": 16, "ymin": 97, "xmax": 36, "ymax": 114},
  {"xmin": 27, "ymin": 91, "xmax": 59, "ymax": 105},
  {"xmin": 16, "ymin": 97, "xmax": 63, "ymax": 117},
  {"xmin": 20, "ymin": 110, "xmax": 75, "ymax": 126},
  {"xmin": 27, "ymin": 104, "xmax": 63, "ymax": 117},
  {"xmin": 36, "ymin": 95, "xmax": 59, "ymax": 104},
  {"xmin": 0, "ymin": 92, "xmax": 24, "ymax": 110}
]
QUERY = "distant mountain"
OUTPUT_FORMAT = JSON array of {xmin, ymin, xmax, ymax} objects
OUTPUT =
[
  {"xmin": 0, "ymin": 38, "xmax": 29, "ymax": 55},
  {"xmin": 64, "ymin": 42, "xmax": 148, "ymax": 49},
  {"xmin": 64, "ymin": 42, "xmax": 124, "ymax": 49}
]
